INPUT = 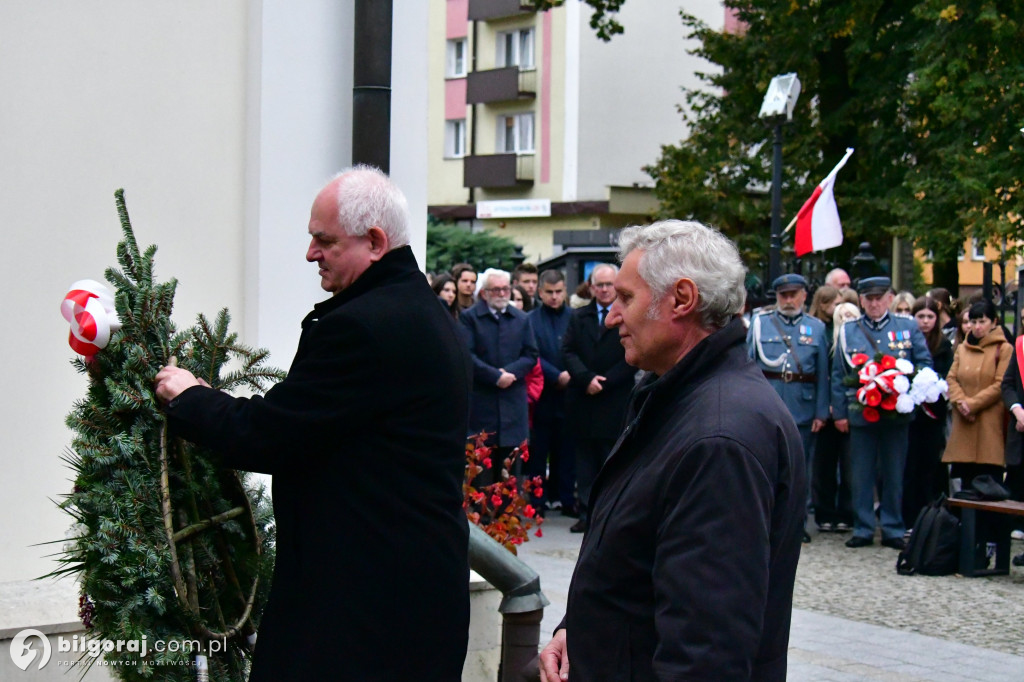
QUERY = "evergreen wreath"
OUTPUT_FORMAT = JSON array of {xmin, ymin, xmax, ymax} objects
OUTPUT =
[{"xmin": 48, "ymin": 190, "xmax": 283, "ymax": 680}]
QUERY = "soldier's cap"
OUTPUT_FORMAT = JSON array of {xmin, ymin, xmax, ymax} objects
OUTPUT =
[
  {"xmin": 772, "ymin": 273, "xmax": 807, "ymax": 293},
  {"xmin": 857, "ymin": 276, "xmax": 891, "ymax": 296}
]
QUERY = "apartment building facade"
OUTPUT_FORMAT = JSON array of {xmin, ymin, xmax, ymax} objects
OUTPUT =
[{"xmin": 428, "ymin": 0, "xmax": 725, "ymax": 263}]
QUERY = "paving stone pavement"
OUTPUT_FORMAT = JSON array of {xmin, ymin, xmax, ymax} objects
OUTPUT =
[{"xmin": 517, "ymin": 513, "xmax": 1024, "ymax": 681}]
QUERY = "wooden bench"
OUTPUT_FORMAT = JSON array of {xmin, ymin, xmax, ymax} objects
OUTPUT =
[{"xmin": 945, "ymin": 498, "xmax": 1024, "ymax": 577}]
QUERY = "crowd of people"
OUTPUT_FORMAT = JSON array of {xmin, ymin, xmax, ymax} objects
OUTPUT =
[
  {"xmin": 747, "ymin": 267, "xmax": 1024, "ymax": 552},
  {"xmin": 429, "ymin": 260, "xmax": 636, "ymax": 534}
]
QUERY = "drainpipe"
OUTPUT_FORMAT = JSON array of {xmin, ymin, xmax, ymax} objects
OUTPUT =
[
  {"xmin": 468, "ymin": 18, "xmax": 479, "ymax": 204},
  {"xmin": 352, "ymin": 0, "xmax": 392, "ymax": 173},
  {"xmin": 468, "ymin": 522, "xmax": 549, "ymax": 682}
]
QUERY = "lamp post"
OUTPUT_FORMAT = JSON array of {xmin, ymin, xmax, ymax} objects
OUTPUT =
[{"xmin": 759, "ymin": 73, "xmax": 801, "ymax": 290}]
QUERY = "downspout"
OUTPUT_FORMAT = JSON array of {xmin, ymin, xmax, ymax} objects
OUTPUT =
[
  {"xmin": 468, "ymin": 18, "xmax": 479, "ymax": 204},
  {"xmin": 468, "ymin": 522, "xmax": 549, "ymax": 682},
  {"xmin": 352, "ymin": 0, "xmax": 392, "ymax": 173}
]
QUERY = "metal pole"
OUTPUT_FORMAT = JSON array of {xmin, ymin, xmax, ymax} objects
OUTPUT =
[
  {"xmin": 768, "ymin": 122, "xmax": 784, "ymax": 287},
  {"xmin": 352, "ymin": 0, "xmax": 393, "ymax": 173}
]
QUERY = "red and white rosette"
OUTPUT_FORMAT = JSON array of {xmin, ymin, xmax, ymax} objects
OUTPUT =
[{"xmin": 60, "ymin": 280, "xmax": 122, "ymax": 357}]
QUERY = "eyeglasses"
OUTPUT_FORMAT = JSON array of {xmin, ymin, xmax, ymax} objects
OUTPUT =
[{"xmin": 487, "ymin": 286, "xmax": 511, "ymax": 294}]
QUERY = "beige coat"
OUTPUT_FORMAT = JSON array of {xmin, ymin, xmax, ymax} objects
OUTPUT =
[{"xmin": 944, "ymin": 327, "xmax": 1012, "ymax": 465}]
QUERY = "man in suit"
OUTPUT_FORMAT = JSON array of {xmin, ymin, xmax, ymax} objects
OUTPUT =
[
  {"xmin": 154, "ymin": 166, "xmax": 471, "ymax": 681},
  {"xmin": 562, "ymin": 263, "xmax": 634, "ymax": 533},
  {"xmin": 833, "ymin": 276, "xmax": 932, "ymax": 549},
  {"xmin": 527, "ymin": 269, "xmax": 574, "ymax": 515},
  {"xmin": 461, "ymin": 268, "xmax": 539, "ymax": 482},
  {"xmin": 540, "ymin": 220, "xmax": 805, "ymax": 681}
]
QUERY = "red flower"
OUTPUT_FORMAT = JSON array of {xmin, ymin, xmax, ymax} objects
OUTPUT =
[
  {"xmin": 851, "ymin": 353, "xmax": 870, "ymax": 366},
  {"xmin": 534, "ymin": 487, "xmax": 543, "ymax": 498},
  {"xmin": 519, "ymin": 443, "xmax": 530, "ymax": 462},
  {"xmin": 491, "ymin": 494, "xmax": 503, "ymax": 507},
  {"xmin": 482, "ymin": 457, "xmax": 492, "ymax": 469},
  {"xmin": 524, "ymin": 505, "xmax": 536, "ymax": 518},
  {"xmin": 880, "ymin": 393, "xmax": 898, "ymax": 411},
  {"xmin": 865, "ymin": 388, "xmax": 881, "ymax": 407},
  {"xmin": 880, "ymin": 355, "xmax": 897, "ymax": 370},
  {"xmin": 534, "ymin": 528, "xmax": 543, "ymax": 537},
  {"xmin": 472, "ymin": 492, "xmax": 486, "ymax": 503},
  {"xmin": 862, "ymin": 407, "xmax": 880, "ymax": 423}
]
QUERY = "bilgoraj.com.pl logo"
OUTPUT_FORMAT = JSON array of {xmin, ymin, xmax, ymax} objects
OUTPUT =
[{"xmin": 9, "ymin": 629, "xmax": 222, "ymax": 671}]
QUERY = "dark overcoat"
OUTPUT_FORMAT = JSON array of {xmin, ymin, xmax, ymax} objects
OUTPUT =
[
  {"xmin": 460, "ymin": 299, "xmax": 538, "ymax": 447},
  {"xmin": 164, "ymin": 246, "xmax": 472, "ymax": 681},
  {"xmin": 1002, "ymin": 339, "xmax": 1024, "ymax": 467},
  {"xmin": 528, "ymin": 302, "xmax": 572, "ymax": 415},
  {"xmin": 561, "ymin": 300, "xmax": 635, "ymax": 441},
  {"xmin": 562, "ymin": 318, "xmax": 805, "ymax": 681}
]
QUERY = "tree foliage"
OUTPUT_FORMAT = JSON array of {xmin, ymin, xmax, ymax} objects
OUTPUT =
[
  {"xmin": 52, "ymin": 190, "xmax": 284, "ymax": 680},
  {"xmin": 426, "ymin": 222, "xmax": 520, "ymax": 274},
  {"xmin": 646, "ymin": 0, "xmax": 1024, "ymax": 288},
  {"xmin": 530, "ymin": 0, "xmax": 626, "ymax": 41}
]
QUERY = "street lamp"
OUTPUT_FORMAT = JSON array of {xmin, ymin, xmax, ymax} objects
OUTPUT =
[{"xmin": 759, "ymin": 73, "xmax": 801, "ymax": 290}]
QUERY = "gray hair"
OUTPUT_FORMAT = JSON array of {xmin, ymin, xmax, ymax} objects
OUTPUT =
[
  {"xmin": 330, "ymin": 165, "xmax": 410, "ymax": 248},
  {"xmin": 617, "ymin": 219, "xmax": 746, "ymax": 330},
  {"xmin": 476, "ymin": 268, "xmax": 510, "ymax": 296},
  {"xmin": 589, "ymin": 263, "xmax": 618, "ymax": 284}
]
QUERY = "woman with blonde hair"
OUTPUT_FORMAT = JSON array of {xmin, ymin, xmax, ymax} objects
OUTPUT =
[
  {"xmin": 943, "ymin": 299, "xmax": 1013, "ymax": 490},
  {"xmin": 812, "ymin": 299, "xmax": 861, "ymax": 533},
  {"xmin": 890, "ymin": 291, "xmax": 915, "ymax": 315}
]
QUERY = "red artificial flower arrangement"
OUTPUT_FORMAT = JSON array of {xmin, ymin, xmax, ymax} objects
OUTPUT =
[{"xmin": 844, "ymin": 352, "xmax": 918, "ymax": 422}]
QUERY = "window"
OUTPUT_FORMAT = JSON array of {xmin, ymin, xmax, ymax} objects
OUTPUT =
[
  {"xmin": 496, "ymin": 28, "xmax": 535, "ymax": 69},
  {"xmin": 446, "ymin": 39, "xmax": 467, "ymax": 78},
  {"xmin": 496, "ymin": 113, "xmax": 534, "ymax": 154},
  {"xmin": 971, "ymin": 238, "xmax": 986, "ymax": 261},
  {"xmin": 445, "ymin": 119, "xmax": 466, "ymax": 158}
]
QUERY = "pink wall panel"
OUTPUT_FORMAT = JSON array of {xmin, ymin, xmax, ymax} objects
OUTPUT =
[
  {"xmin": 445, "ymin": 78, "xmax": 467, "ymax": 120},
  {"xmin": 447, "ymin": 0, "xmax": 468, "ymax": 38}
]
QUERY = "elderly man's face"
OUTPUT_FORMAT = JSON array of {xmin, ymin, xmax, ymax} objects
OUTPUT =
[
  {"xmin": 860, "ymin": 291, "xmax": 892, "ymax": 321},
  {"xmin": 776, "ymin": 288, "xmax": 807, "ymax": 315},
  {"xmin": 606, "ymin": 251, "xmax": 676, "ymax": 372},
  {"xmin": 590, "ymin": 266, "xmax": 618, "ymax": 307},
  {"xmin": 828, "ymin": 270, "xmax": 851, "ymax": 291},
  {"xmin": 305, "ymin": 184, "xmax": 375, "ymax": 294},
  {"xmin": 481, "ymin": 275, "xmax": 512, "ymax": 310}
]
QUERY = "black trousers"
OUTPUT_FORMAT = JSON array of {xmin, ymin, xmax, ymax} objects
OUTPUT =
[
  {"xmin": 902, "ymin": 412, "xmax": 949, "ymax": 527},
  {"xmin": 575, "ymin": 437, "xmax": 617, "ymax": 522},
  {"xmin": 811, "ymin": 419, "xmax": 854, "ymax": 526},
  {"xmin": 529, "ymin": 409, "xmax": 576, "ymax": 509}
]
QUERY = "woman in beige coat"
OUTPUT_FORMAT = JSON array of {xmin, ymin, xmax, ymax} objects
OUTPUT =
[{"xmin": 943, "ymin": 300, "xmax": 1012, "ymax": 488}]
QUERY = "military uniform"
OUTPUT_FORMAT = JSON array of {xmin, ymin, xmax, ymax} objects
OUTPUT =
[
  {"xmin": 747, "ymin": 309, "xmax": 829, "ymax": 472},
  {"xmin": 831, "ymin": 277, "xmax": 932, "ymax": 547}
]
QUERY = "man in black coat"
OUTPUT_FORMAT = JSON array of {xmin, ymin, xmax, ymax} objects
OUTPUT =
[
  {"xmin": 461, "ymin": 268, "xmax": 539, "ymax": 481},
  {"xmin": 155, "ymin": 167, "xmax": 472, "ymax": 681},
  {"xmin": 540, "ymin": 220, "xmax": 805, "ymax": 682},
  {"xmin": 561, "ymin": 263, "xmax": 634, "ymax": 532}
]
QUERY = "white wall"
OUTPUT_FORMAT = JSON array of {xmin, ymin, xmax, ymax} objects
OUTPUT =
[
  {"xmin": 575, "ymin": 0, "xmax": 724, "ymax": 201},
  {"xmin": 0, "ymin": 0, "xmax": 251, "ymax": 584}
]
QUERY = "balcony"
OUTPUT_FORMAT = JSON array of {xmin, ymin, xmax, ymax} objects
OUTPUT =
[
  {"xmin": 467, "ymin": 67, "xmax": 536, "ymax": 104},
  {"xmin": 464, "ymin": 154, "xmax": 534, "ymax": 188},
  {"xmin": 468, "ymin": 0, "xmax": 535, "ymax": 21}
]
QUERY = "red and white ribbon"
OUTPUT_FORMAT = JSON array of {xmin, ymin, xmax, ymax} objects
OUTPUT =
[{"xmin": 60, "ymin": 280, "xmax": 121, "ymax": 357}]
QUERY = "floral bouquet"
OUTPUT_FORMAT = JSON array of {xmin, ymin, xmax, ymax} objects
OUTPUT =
[
  {"xmin": 846, "ymin": 353, "xmax": 948, "ymax": 422},
  {"xmin": 464, "ymin": 433, "xmax": 544, "ymax": 553}
]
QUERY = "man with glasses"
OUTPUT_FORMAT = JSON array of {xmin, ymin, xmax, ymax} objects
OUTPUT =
[
  {"xmin": 461, "ymin": 268, "xmax": 539, "ymax": 484},
  {"xmin": 562, "ymin": 263, "xmax": 634, "ymax": 533}
]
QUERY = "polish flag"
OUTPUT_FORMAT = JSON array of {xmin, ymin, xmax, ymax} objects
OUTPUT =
[{"xmin": 794, "ymin": 148, "xmax": 854, "ymax": 257}]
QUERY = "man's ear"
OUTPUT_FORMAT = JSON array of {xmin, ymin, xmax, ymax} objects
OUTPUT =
[
  {"xmin": 671, "ymin": 278, "xmax": 699, "ymax": 319},
  {"xmin": 367, "ymin": 226, "xmax": 390, "ymax": 261}
]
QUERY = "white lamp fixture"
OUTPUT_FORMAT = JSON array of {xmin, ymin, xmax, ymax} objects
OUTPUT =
[{"xmin": 759, "ymin": 73, "xmax": 802, "ymax": 121}]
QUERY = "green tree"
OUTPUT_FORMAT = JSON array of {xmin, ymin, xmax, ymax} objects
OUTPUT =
[
  {"xmin": 53, "ymin": 191, "xmax": 283, "ymax": 681},
  {"xmin": 646, "ymin": 1, "xmax": 1024, "ymax": 288},
  {"xmin": 426, "ymin": 222, "xmax": 520, "ymax": 273}
]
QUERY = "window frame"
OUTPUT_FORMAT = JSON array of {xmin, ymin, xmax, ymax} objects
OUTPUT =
[
  {"xmin": 446, "ymin": 38, "xmax": 468, "ymax": 78},
  {"xmin": 495, "ymin": 27, "xmax": 535, "ymax": 70},
  {"xmin": 496, "ymin": 113, "xmax": 535, "ymax": 155},
  {"xmin": 445, "ymin": 119, "xmax": 467, "ymax": 159}
]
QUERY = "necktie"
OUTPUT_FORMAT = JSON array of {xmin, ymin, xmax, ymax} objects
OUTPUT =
[{"xmin": 598, "ymin": 307, "xmax": 607, "ymax": 328}]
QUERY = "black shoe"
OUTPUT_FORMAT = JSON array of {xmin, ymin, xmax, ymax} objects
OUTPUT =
[
  {"xmin": 881, "ymin": 537, "xmax": 906, "ymax": 551},
  {"xmin": 570, "ymin": 520, "xmax": 587, "ymax": 534},
  {"xmin": 802, "ymin": 531, "xmax": 812, "ymax": 544},
  {"xmin": 845, "ymin": 536, "xmax": 873, "ymax": 548}
]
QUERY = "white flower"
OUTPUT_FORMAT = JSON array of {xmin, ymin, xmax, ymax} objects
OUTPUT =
[
  {"xmin": 915, "ymin": 366, "xmax": 939, "ymax": 385},
  {"xmin": 895, "ymin": 358, "xmax": 915, "ymax": 374},
  {"xmin": 896, "ymin": 393, "xmax": 917, "ymax": 413},
  {"xmin": 893, "ymin": 375, "xmax": 910, "ymax": 394}
]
